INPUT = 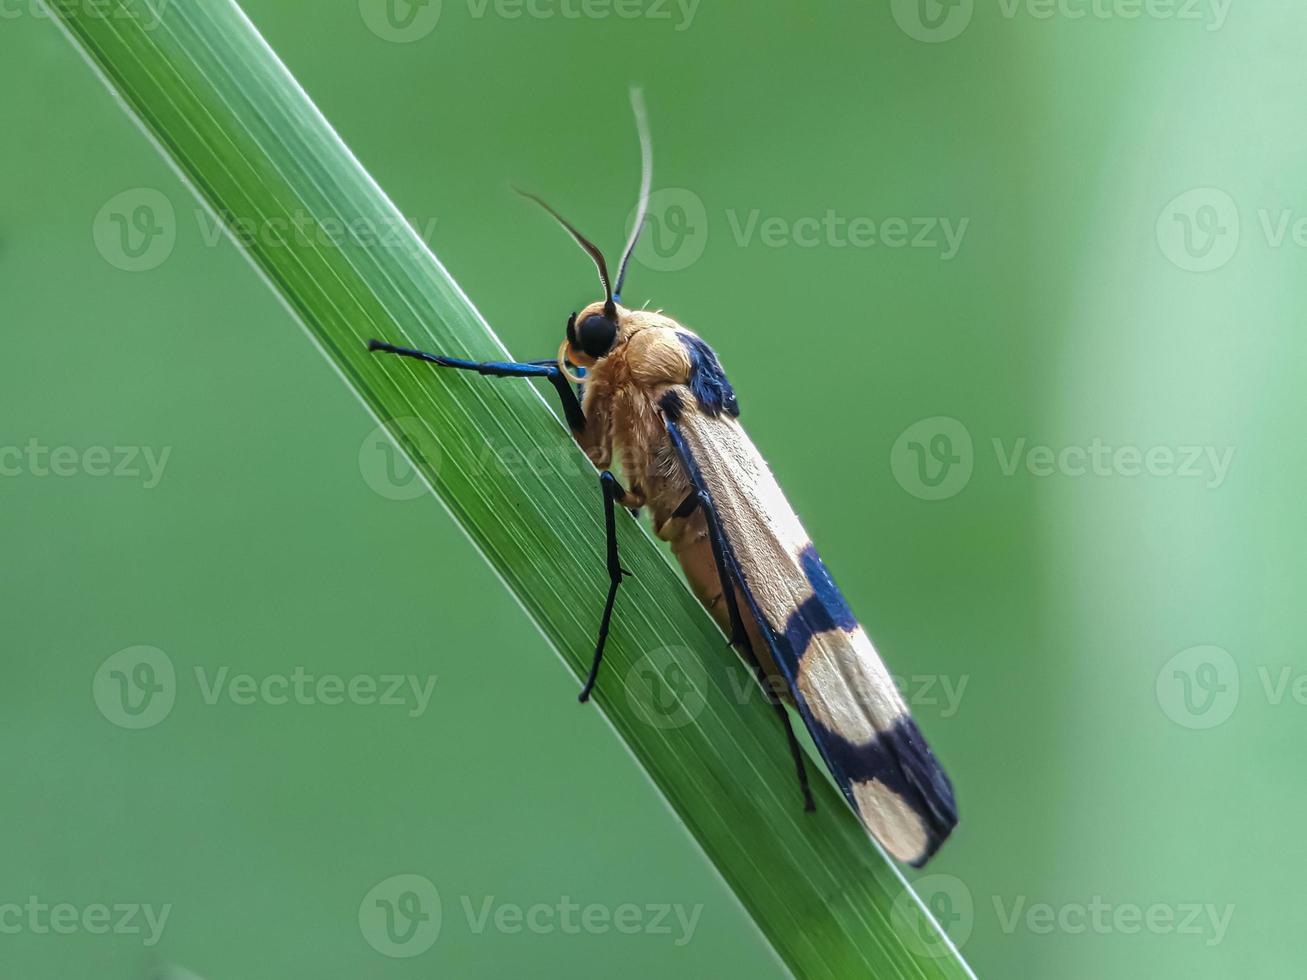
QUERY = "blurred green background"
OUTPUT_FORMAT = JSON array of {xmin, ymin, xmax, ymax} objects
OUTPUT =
[{"xmin": 3, "ymin": 0, "xmax": 1304, "ymax": 976}]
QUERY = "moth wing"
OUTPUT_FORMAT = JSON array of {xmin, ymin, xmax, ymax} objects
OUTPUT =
[{"xmin": 670, "ymin": 399, "xmax": 957, "ymax": 865}]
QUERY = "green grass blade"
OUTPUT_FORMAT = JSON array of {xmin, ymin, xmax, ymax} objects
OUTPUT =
[{"xmin": 41, "ymin": 1, "xmax": 974, "ymax": 975}]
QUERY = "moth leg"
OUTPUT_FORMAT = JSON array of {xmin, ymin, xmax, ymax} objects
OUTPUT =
[
  {"xmin": 666, "ymin": 430, "xmax": 816, "ymax": 813},
  {"xmin": 367, "ymin": 340, "xmax": 586, "ymax": 434},
  {"xmin": 578, "ymin": 470, "xmax": 632, "ymax": 703},
  {"xmin": 699, "ymin": 495, "xmax": 816, "ymax": 813}
]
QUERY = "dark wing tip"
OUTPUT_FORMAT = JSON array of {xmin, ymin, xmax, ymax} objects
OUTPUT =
[
  {"xmin": 818, "ymin": 713, "xmax": 958, "ymax": 866},
  {"xmin": 888, "ymin": 716, "xmax": 958, "ymax": 866}
]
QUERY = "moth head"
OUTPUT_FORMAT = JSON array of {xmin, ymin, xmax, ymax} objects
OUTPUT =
[
  {"xmin": 564, "ymin": 301, "xmax": 627, "ymax": 367},
  {"xmin": 513, "ymin": 87, "xmax": 653, "ymax": 379}
]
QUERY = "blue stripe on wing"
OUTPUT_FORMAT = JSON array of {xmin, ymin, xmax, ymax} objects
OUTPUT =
[
  {"xmin": 677, "ymin": 333, "xmax": 740, "ymax": 418},
  {"xmin": 663, "ymin": 405, "xmax": 955, "ymax": 864},
  {"xmin": 772, "ymin": 546, "xmax": 957, "ymax": 864},
  {"xmin": 783, "ymin": 546, "xmax": 859, "ymax": 653}
]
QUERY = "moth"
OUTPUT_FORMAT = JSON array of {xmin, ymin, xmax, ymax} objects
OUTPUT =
[{"xmin": 369, "ymin": 91, "xmax": 957, "ymax": 866}]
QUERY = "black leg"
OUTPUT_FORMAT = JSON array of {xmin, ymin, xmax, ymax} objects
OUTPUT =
[
  {"xmin": 579, "ymin": 470, "xmax": 630, "ymax": 703},
  {"xmin": 368, "ymin": 340, "xmax": 586, "ymax": 434},
  {"xmin": 665, "ymin": 428, "xmax": 815, "ymax": 812}
]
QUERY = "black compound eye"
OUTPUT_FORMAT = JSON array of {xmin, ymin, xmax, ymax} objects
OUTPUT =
[
  {"xmin": 566, "ymin": 312, "xmax": 578, "ymax": 347},
  {"xmin": 577, "ymin": 314, "xmax": 617, "ymax": 358}
]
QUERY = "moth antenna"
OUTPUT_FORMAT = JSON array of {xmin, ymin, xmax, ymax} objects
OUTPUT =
[
  {"xmin": 514, "ymin": 186, "xmax": 616, "ymax": 317},
  {"xmin": 614, "ymin": 86, "xmax": 653, "ymax": 304}
]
